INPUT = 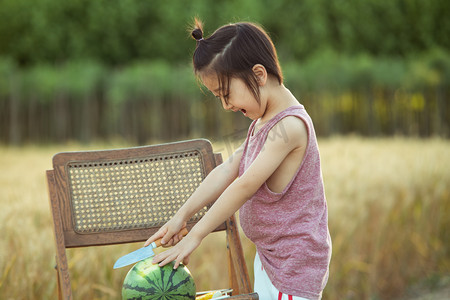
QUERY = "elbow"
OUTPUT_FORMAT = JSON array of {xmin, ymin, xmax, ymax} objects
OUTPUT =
[
  {"xmin": 214, "ymin": 161, "xmax": 239, "ymax": 183},
  {"xmin": 231, "ymin": 177, "xmax": 260, "ymax": 200}
]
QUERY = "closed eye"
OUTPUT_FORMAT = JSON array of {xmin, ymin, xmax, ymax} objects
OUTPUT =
[
  {"xmin": 212, "ymin": 87, "xmax": 229, "ymax": 100},
  {"xmin": 215, "ymin": 94, "xmax": 229, "ymax": 100}
]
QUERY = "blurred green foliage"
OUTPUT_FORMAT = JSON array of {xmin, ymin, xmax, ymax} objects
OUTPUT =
[
  {"xmin": 1, "ymin": 0, "xmax": 449, "ymax": 65},
  {"xmin": 0, "ymin": 0, "xmax": 449, "ymax": 144}
]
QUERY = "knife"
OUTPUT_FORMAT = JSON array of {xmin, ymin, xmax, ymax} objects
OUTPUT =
[{"xmin": 113, "ymin": 228, "xmax": 189, "ymax": 269}]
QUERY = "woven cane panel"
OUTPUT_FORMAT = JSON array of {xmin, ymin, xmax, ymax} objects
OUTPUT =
[{"xmin": 67, "ymin": 151, "xmax": 207, "ymax": 233}]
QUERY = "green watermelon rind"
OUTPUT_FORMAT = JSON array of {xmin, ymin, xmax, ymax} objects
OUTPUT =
[{"xmin": 122, "ymin": 259, "xmax": 196, "ymax": 300}]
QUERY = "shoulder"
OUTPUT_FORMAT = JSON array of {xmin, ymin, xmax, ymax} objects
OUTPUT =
[{"xmin": 266, "ymin": 115, "xmax": 307, "ymax": 149}]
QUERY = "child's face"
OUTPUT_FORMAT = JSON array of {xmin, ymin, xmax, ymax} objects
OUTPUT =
[{"xmin": 201, "ymin": 73, "xmax": 263, "ymax": 120}]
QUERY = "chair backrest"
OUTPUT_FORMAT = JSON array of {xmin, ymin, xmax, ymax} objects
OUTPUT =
[{"xmin": 47, "ymin": 139, "xmax": 252, "ymax": 299}]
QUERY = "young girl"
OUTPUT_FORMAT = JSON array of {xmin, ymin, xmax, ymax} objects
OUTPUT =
[{"xmin": 145, "ymin": 19, "xmax": 331, "ymax": 300}]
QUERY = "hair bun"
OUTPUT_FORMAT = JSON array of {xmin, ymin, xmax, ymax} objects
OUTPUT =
[
  {"xmin": 192, "ymin": 28, "xmax": 203, "ymax": 41},
  {"xmin": 191, "ymin": 18, "xmax": 204, "ymax": 42}
]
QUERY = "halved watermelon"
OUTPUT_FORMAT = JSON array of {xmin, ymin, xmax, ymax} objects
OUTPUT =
[{"xmin": 122, "ymin": 258, "xmax": 196, "ymax": 299}]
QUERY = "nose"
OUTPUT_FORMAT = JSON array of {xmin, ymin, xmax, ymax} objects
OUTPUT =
[{"xmin": 221, "ymin": 99, "xmax": 233, "ymax": 111}]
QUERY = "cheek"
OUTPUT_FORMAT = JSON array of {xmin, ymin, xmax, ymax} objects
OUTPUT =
[{"xmin": 233, "ymin": 87, "xmax": 250, "ymax": 103}]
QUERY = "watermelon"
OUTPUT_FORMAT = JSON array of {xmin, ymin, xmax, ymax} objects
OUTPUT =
[{"xmin": 122, "ymin": 258, "xmax": 196, "ymax": 300}]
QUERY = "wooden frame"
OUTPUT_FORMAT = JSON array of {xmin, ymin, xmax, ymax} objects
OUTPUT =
[{"xmin": 46, "ymin": 139, "xmax": 256, "ymax": 299}]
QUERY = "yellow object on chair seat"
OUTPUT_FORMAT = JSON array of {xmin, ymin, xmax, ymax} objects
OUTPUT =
[{"xmin": 196, "ymin": 289, "xmax": 233, "ymax": 299}]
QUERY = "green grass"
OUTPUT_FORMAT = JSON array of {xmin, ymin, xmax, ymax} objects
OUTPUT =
[{"xmin": 0, "ymin": 137, "xmax": 448, "ymax": 299}]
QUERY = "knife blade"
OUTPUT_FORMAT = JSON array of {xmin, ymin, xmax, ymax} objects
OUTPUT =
[{"xmin": 113, "ymin": 228, "xmax": 188, "ymax": 269}]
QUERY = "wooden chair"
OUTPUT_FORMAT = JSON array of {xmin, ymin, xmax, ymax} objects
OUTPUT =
[{"xmin": 46, "ymin": 139, "xmax": 257, "ymax": 300}]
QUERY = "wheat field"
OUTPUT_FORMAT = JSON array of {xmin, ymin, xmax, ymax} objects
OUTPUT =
[{"xmin": 0, "ymin": 137, "xmax": 449, "ymax": 299}]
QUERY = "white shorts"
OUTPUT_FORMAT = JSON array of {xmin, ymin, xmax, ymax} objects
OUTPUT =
[{"xmin": 253, "ymin": 252, "xmax": 311, "ymax": 300}]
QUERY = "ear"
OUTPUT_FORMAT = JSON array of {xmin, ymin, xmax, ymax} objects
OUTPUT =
[{"xmin": 252, "ymin": 64, "xmax": 267, "ymax": 86}]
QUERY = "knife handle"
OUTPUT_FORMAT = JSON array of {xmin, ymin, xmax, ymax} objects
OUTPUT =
[{"xmin": 153, "ymin": 227, "xmax": 189, "ymax": 247}]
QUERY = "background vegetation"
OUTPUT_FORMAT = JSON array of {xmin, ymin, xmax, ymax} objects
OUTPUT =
[{"xmin": 0, "ymin": 0, "xmax": 449, "ymax": 144}]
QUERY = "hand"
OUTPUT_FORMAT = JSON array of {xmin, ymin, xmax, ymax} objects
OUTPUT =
[
  {"xmin": 152, "ymin": 232, "xmax": 202, "ymax": 269},
  {"xmin": 144, "ymin": 218, "xmax": 187, "ymax": 248}
]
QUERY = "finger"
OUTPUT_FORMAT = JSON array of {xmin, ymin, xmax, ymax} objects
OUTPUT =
[
  {"xmin": 144, "ymin": 228, "xmax": 167, "ymax": 247},
  {"xmin": 159, "ymin": 254, "xmax": 177, "ymax": 268},
  {"xmin": 160, "ymin": 229, "xmax": 178, "ymax": 245},
  {"xmin": 164, "ymin": 238, "xmax": 174, "ymax": 247},
  {"xmin": 169, "ymin": 228, "xmax": 187, "ymax": 246},
  {"xmin": 173, "ymin": 256, "xmax": 182, "ymax": 269},
  {"xmin": 152, "ymin": 254, "xmax": 161, "ymax": 264},
  {"xmin": 161, "ymin": 228, "xmax": 179, "ymax": 244},
  {"xmin": 172, "ymin": 234, "xmax": 180, "ymax": 245},
  {"xmin": 152, "ymin": 250, "xmax": 171, "ymax": 265},
  {"xmin": 182, "ymin": 255, "xmax": 190, "ymax": 265}
]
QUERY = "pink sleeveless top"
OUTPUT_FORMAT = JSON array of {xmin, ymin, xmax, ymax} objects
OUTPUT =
[{"xmin": 239, "ymin": 105, "xmax": 331, "ymax": 299}]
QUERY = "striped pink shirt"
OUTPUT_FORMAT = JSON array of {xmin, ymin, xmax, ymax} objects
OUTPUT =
[{"xmin": 239, "ymin": 105, "xmax": 331, "ymax": 299}]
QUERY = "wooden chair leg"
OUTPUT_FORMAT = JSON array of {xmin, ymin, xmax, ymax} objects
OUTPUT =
[
  {"xmin": 55, "ymin": 251, "xmax": 72, "ymax": 299},
  {"xmin": 226, "ymin": 215, "xmax": 252, "ymax": 295},
  {"xmin": 227, "ymin": 243, "xmax": 239, "ymax": 292},
  {"xmin": 55, "ymin": 260, "xmax": 63, "ymax": 300},
  {"xmin": 47, "ymin": 171, "xmax": 73, "ymax": 300}
]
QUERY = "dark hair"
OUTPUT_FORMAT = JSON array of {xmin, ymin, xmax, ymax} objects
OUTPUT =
[{"xmin": 191, "ymin": 18, "xmax": 283, "ymax": 104}]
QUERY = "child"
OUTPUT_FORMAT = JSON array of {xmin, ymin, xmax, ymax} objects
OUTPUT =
[{"xmin": 145, "ymin": 19, "xmax": 331, "ymax": 300}]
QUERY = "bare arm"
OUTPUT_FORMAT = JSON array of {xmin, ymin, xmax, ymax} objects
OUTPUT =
[
  {"xmin": 172, "ymin": 144, "xmax": 244, "ymax": 226},
  {"xmin": 144, "ymin": 143, "xmax": 244, "ymax": 247},
  {"xmin": 153, "ymin": 117, "xmax": 307, "ymax": 268}
]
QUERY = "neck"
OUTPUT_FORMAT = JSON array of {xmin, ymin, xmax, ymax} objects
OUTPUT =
[{"xmin": 260, "ymin": 83, "xmax": 299, "ymax": 123}]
